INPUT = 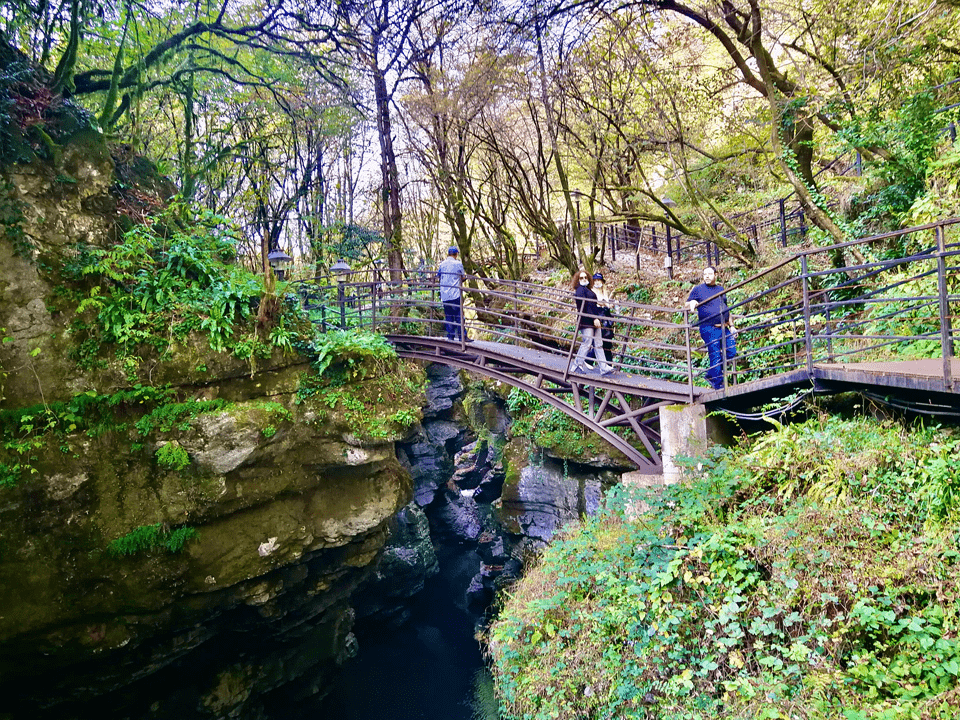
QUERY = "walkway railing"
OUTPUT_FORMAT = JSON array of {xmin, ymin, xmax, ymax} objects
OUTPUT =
[
  {"xmin": 296, "ymin": 271, "xmax": 694, "ymax": 390},
  {"xmin": 604, "ymin": 154, "xmax": 861, "ymax": 270},
  {"xmin": 720, "ymin": 217, "xmax": 960, "ymax": 391},
  {"xmin": 296, "ymin": 217, "xmax": 960, "ymax": 398}
]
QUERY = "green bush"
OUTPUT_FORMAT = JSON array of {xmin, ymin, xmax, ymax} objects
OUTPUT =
[
  {"xmin": 489, "ymin": 414, "xmax": 960, "ymax": 720},
  {"xmin": 64, "ymin": 201, "xmax": 309, "ymax": 369},
  {"xmin": 156, "ymin": 441, "xmax": 190, "ymax": 471}
]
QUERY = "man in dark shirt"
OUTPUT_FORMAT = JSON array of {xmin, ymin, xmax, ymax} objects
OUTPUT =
[{"xmin": 686, "ymin": 266, "xmax": 737, "ymax": 390}]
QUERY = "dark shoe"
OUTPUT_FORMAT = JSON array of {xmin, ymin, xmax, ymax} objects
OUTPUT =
[
  {"xmin": 600, "ymin": 368, "xmax": 616, "ymax": 376},
  {"xmin": 464, "ymin": 337, "xmax": 475, "ymax": 343}
]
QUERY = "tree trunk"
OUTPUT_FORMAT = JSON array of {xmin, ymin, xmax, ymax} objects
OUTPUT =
[{"xmin": 371, "ymin": 54, "xmax": 406, "ymax": 278}]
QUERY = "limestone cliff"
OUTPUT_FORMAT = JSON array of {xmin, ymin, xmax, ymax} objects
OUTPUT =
[{"xmin": 0, "ymin": 73, "xmax": 429, "ymax": 718}]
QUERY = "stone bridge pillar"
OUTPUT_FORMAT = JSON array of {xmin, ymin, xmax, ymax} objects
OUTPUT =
[
  {"xmin": 622, "ymin": 403, "xmax": 730, "ymax": 492},
  {"xmin": 659, "ymin": 403, "xmax": 713, "ymax": 485}
]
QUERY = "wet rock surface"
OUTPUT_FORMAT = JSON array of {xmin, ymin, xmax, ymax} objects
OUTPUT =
[{"xmin": 353, "ymin": 504, "xmax": 440, "ymax": 625}]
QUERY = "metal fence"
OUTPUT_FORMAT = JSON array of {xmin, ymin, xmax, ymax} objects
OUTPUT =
[{"xmin": 294, "ymin": 217, "xmax": 960, "ymax": 396}]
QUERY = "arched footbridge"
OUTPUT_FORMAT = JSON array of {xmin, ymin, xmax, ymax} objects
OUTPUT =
[{"xmin": 297, "ymin": 218, "xmax": 960, "ymax": 472}]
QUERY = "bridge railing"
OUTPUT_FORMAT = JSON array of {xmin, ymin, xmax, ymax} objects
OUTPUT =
[
  {"xmin": 294, "ymin": 216, "xmax": 959, "ymax": 397},
  {"xmin": 712, "ymin": 217, "xmax": 960, "ymax": 390},
  {"xmin": 294, "ymin": 271, "xmax": 696, "ymax": 391}
]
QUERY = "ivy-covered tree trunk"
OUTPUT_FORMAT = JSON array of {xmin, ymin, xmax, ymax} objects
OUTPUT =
[
  {"xmin": 371, "ymin": 37, "xmax": 406, "ymax": 279},
  {"xmin": 771, "ymin": 104, "xmax": 846, "ymax": 242}
]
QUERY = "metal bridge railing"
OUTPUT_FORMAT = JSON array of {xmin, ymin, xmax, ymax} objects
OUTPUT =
[
  {"xmin": 712, "ymin": 217, "xmax": 960, "ymax": 391},
  {"xmin": 294, "ymin": 271, "xmax": 693, "ymax": 390},
  {"xmin": 295, "ymin": 217, "xmax": 960, "ymax": 396}
]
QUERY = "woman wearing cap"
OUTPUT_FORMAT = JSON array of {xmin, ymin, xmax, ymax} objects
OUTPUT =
[
  {"xmin": 570, "ymin": 268, "xmax": 614, "ymax": 375},
  {"xmin": 591, "ymin": 272, "xmax": 616, "ymax": 365}
]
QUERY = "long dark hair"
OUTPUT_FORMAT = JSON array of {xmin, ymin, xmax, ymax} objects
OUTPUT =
[{"xmin": 570, "ymin": 268, "xmax": 592, "ymax": 291}]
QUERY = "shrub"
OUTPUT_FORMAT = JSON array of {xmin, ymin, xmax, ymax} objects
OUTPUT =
[
  {"xmin": 155, "ymin": 441, "xmax": 190, "ymax": 471},
  {"xmin": 64, "ymin": 201, "xmax": 309, "ymax": 370},
  {"xmin": 489, "ymin": 414, "xmax": 960, "ymax": 720}
]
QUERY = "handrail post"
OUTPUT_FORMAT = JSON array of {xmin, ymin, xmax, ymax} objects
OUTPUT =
[
  {"xmin": 371, "ymin": 281, "xmax": 378, "ymax": 332},
  {"xmin": 936, "ymin": 225, "xmax": 954, "ymax": 389},
  {"xmin": 563, "ymin": 305, "xmax": 582, "ymax": 381},
  {"xmin": 801, "ymin": 254, "xmax": 814, "ymax": 375},
  {"xmin": 824, "ymin": 302, "xmax": 834, "ymax": 361},
  {"xmin": 720, "ymin": 307, "xmax": 728, "ymax": 391},
  {"xmin": 459, "ymin": 288, "xmax": 466, "ymax": 351},
  {"xmin": 665, "ymin": 224, "xmax": 673, "ymax": 270},
  {"xmin": 684, "ymin": 308, "xmax": 694, "ymax": 403},
  {"xmin": 779, "ymin": 199, "xmax": 787, "ymax": 247},
  {"xmin": 513, "ymin": 283, "xmax": 519, "ymax": 342}
]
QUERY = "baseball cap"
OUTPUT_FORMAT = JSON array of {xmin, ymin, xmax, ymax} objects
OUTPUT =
[
  {"xmin": 592, "ymin": 272, "xmax": 604, "ymax": 280},
  {"xmin": 448, "ymin": 246, "xmax": 459, "ymax": 255}
]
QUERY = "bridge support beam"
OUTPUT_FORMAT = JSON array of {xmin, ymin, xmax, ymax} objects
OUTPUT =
[
  {"xmin": 621, "ymin": 403, "xmax": 714, "ymax": 493},
  {"xmin": 659, "ymin": 404, "xmax": 709, "ymax": 485},
  {"xmin": 658, "ymin": 403, "xmax": 731, "ymax": 484}
]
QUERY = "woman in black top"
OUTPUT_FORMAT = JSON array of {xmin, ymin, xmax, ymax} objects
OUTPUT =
[{"xmin": 570, "ymin": 268, "xmax": 613, "ymax": 375}]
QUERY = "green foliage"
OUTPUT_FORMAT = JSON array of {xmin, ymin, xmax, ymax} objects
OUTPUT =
[
  {"xmin": 63, "ymin": 202, "xmax": 308, "ymax": 370},
  {"xmin": 106, "ymin": 523, "xmax": 197, "ymax": 556},
  {"xmin": 133, "ymin": 398, "xmax": 228, "ymax": 437},
  {"xmin": 902, "ymin": 142, "xmax": 960, "ymax": 226},
  {"xmin": 0, "ymin": 180, "xmax": 29, "ymax": 258},
  {"xmin": 858, "ymin": 272, "xmax": 944, "ymax": 359},
  {"xmin": 312, "ymin": 222, "xmax": 384, "ymax": 265},
  {"xmin": 156, "ymin": 441, "xmax": 190, "ymax": 471},
  {"xmin": 490, "ymin": 414, "xmax": 960, "ymax": 720},
  {"xmin": 506, "ymin": 387, "xmax": 615, "ymax": 458},
  {"xmin": 298, "ymin": 369, "xmax": 424, "ymax": 440},
  {"xmin": 506, "ymin": 387, "xmax": 545, "ymax": 416},
  {"xmin": 0, "ymin": 462, "xmax": 23, "ymax": 487},
  {"xmin": 305, "ymin": 329, "xmax": 397, "ymax": 382},
  {"xmin": 841, "ymin": 91, "xmax": 951, "ymax": 233},
  {"xmin": 471, "ymin": 668, "xmax": 502, "ymax": 720},
  {"xmin": 0, "ymin": 387, "xmax": 241, "ymax": 487},
  {"xmin": 622, "ymin": 284, "xmax": 652, "ymax": 305}
]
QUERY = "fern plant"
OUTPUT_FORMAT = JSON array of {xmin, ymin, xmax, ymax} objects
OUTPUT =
[{"xmin": 106, "ymin": 523, "xmax": 197, "ymax": 556}]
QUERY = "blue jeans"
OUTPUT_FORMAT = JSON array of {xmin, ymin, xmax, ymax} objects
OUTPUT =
[
  {"xmin": 443, "ymin": 298, "xmax": 463, "ymax": 340},
  {"xmin": 700, "ymin": 325, "xmax": 737, "ymax": 389}
]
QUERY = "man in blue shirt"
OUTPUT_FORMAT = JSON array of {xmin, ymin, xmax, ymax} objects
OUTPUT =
[
  {"xmin": 686, "ymin": 266, "xmax": 737, "ymax": 389},
  {"xmin": 437, "ymin": 246, "xmax": 469, "ymax": 341}
]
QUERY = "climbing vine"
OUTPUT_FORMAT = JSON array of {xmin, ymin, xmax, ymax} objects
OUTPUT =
[{"xmin": 0, "ymin": 180, "xmax": 29, "ymax": 258}]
